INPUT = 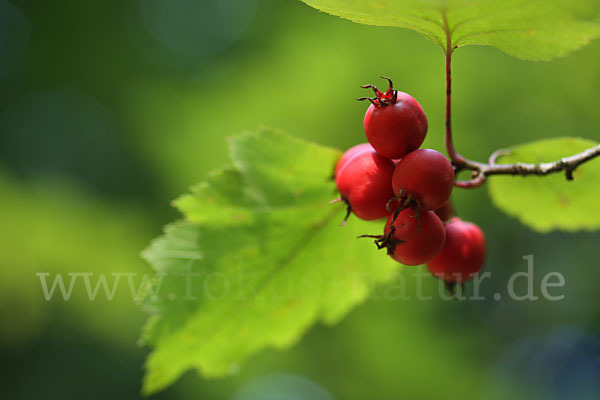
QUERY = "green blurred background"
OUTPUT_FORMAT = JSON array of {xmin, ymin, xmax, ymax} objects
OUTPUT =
[{"xmin": 1, "ymin": 0, "xmax": 599, "ymax": 399}]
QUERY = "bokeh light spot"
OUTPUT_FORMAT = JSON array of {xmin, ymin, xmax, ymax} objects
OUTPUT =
[
  {"xmin": 0, "ymin": 0, "xmax": 30, "ymax": 81},
  {"xmin": 233, "ymin": 373, "xmax": 335, "ymax": 400},
  {"xmin": 139, "ymin": 0, "xmax": 257, "ymax": 58}
]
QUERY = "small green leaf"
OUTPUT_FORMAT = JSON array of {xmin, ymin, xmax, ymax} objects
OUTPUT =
[
  {"xmin": 300, "ymin": 0, "xmax": 600, "ymax": 60},
  {"xmin": 141, "ymin": 128, "xmax": 397, "ymax": 394},
  {"xmin": 488, "ymin": 137, "xmax": 600, "ymax": 233}
]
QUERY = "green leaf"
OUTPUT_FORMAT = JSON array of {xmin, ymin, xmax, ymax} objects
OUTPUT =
[
  {"xmin": 141, "ymin": 128, "xmax": 398, "ymax": 394},
  {"xmin": 299, "ymin": 0, "xmax": 600, "ymax": 60},
  {"xmin": 488, "ymin": 137, "xmax": 600, "ymax": 233}
]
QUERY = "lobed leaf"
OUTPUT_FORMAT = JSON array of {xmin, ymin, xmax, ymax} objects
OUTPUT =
[
  {"xmin": 141, "ymin": 128, "xmax": 398, "ymax": 394},
  {"xmin": 300, "ymin": 0, "xmax": 600, "ymax": 60}
]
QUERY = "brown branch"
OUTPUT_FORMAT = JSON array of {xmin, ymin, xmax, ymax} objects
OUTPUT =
[
  {"xmin": 454, "ymin": 145, "xmax": 600, "ymax": 188},
  {"xmin": 442, "ymin": 12, "xmax": 465, "ymax": 166},
  {"xmin": 441, "ymin": 17, "xmax": 600, "ymax": 189}
]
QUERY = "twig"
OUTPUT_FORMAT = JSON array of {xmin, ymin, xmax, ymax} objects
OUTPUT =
[
  {"xmin": 442, "ymin": 12, "xmax": 464, "ymax": 166},
  {"xmin": 454, "ymin": 145, "xmax": 600, "ymax": 188},
  {"xmin": 442, "ymin": 25, "xmax": 600, "ymax": 189}
]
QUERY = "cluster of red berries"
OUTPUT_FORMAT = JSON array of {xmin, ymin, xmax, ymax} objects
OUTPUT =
[{"xmin": 334, "ymin": 77, "xmax": 486, "ymax": 285}]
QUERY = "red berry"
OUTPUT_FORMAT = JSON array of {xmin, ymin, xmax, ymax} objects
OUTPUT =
[
  {"xmin": 426, "ymin": 218, "xmax": 486, "ymax": 283},
  {"xmin": 361, "ymin": 77, "xmax": 428, "ymax": 159},
  {"xmin": 334, "ymin": 143, "xmax": 374, "ymax": 177},
  {"xmin": 368, "ymin": 208, "xmax": 445, "ymax": 266},
  {"xmin": 392, "ymin": 149, "xmax": 454, "ymax": 211},
  {"xmin": 434, "ymin": 200, "xmax": 454, "ymax": 222},
  {"xmin": 335, "ymin": 150, "xmax": 395, "ymax": 221}
]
